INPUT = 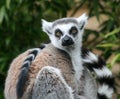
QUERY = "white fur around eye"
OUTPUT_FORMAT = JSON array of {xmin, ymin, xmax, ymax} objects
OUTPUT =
[
  {"xmin": 69, "ymin": 26, "xmax": 78, "ymax": 36},
  {"xmin": 54, "ymin": 29, "xmax": 63, "ymax": 38}
]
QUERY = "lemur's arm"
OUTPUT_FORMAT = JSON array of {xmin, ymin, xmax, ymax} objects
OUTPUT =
[
  {"xmin": 81, "ymin": 47, "xmax": 114, "ymax": 99},
  {"xmin": 32, "ymin": 66, "xmax": 74, "ymax": 99}
]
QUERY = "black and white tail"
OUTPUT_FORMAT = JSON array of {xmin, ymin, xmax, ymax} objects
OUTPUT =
[
  {"xmin": 82, "ymin": 47, "xmax": 114, "ymax": 99},
  {"xmin": 16, "ymin": 45, "xmax": 46, "ymax": 99}
]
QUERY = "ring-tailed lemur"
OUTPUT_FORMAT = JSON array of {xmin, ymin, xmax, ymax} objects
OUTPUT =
[
  {"xmin": 4, "ymin": 14, "xmax": 114, "ymax": 99},
  {"xmin": 41, "ymin": 14, "xmax": 114, "ymax": 99}
]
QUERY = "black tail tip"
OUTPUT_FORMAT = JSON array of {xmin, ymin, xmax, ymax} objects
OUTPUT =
[
  {"xmin": 16, "ymin": 68, "xmax": 28, "ymax": 99},
  {"xmin": 97, "ymin": 93, "xmax": 108, "ymax": 99}
]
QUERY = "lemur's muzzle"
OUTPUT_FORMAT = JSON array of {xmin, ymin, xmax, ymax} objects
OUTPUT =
[{"xmin": 62, "ymin": 35, "xmax": 74, "ymax": 46}]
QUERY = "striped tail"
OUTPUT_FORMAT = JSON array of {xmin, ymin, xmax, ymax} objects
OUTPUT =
[
  {"xmin": 82, "ymin": 47, "xmax": 114, "ymax": 99},
  {"xmin": 16, "ymin": 45, "xmax": 46, "ymax": 99}
]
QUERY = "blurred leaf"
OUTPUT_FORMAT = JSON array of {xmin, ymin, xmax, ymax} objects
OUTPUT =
[
  {"xmin": 93, "ymin": 0, "xmax": 99, "ymax": 20},
  {"xmin": 97, "ymin": 43, "xmax": 118, "ymax": 48},
  {"xmin": 111, "ymin": 54, "xmax": 120, "ymax": 66},
  {"xmin": 104, "ymin": 28, "xmax": 120, "ymax": 38},
  {"xmin": 5, "ymin": 37, "xmax": 11, "ymax": 47},
  {"xmin": 0, "ymin": 6, "xmax": 5, "ymax": 24},
  {"xmin": 6, "ymin": 0, "xmax": 11, "ymax": 9}
]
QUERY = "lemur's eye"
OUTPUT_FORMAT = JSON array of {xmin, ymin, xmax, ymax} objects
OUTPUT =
[
  {"xmin": 70, "ymin": 26, "xmax": 78, "ymax": 36},
  {"xmin": 55, "ymin": 29, "xmax": 63, "ymax": 38}
]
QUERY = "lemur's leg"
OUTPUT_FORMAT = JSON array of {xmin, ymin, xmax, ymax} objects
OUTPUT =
[
  {"xmin": 32, "ymin": 66, "xmax": 74, "ymax": 99},
  {"xmin": 81, "ymin": 47, "xmax": 114, "ymax": 99}
]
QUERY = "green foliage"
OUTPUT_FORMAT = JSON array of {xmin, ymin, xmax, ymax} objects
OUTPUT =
[{"xmin": 0, "ymin": 0, "xmax": 120, "ymax": 99}]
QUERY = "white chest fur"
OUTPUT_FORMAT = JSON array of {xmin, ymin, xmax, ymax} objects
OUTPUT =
[
  {"xmin": 68, "ymin": 47, "xmax": 84, "ymax": 81},
  {"xmin": 68, "ymin": 48, "xmax": 84, "ymax": 93},
  {"xmin": 70, "ymin": 53, "xmax": 83, "ymax": 81}
]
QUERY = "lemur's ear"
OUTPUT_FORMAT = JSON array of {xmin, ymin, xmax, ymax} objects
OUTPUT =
[
  {"xmin": 76, "ymin": 13, "xmax": 88, "ymax": 30},
  {"xmin": 42, "ymin": 19, "xmax": 52, "ymax": 35}
]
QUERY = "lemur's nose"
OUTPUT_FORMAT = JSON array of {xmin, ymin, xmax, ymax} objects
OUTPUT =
[{"xmin": 62, "ymin": 35, "xmax": 74, "ymax": 46}]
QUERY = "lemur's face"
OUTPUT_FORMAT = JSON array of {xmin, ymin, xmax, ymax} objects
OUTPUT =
[
  {"xmin": 42, "ymin": 14, "xmax": 87, "ymax": 50},
  {"xmin": 52, "ymin": 23, "xmax": 78, "ymax": 47}
]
